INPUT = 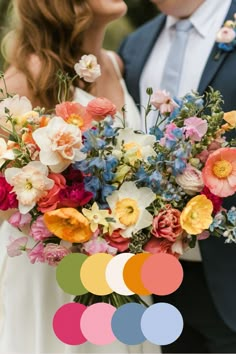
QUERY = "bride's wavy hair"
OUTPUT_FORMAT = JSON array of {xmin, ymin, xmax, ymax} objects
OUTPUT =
[{"xmin": 3, "ymin": 0, "xmax": 93, "ymax": 109}]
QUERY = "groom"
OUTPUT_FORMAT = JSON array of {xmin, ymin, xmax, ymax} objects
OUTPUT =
[{"xmin": 120, "ymin": 0, "xmax": 236, "ymax": 352}]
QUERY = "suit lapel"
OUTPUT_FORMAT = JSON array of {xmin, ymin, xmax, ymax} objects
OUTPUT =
[{"xmin": 198, "ymin": 0, "xmax": 236, "ymax": 94}]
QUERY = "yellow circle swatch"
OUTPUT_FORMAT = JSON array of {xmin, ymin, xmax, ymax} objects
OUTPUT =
[{"xmin": 80, "ymin": 253, "xmax": 113, "ymax": 295}]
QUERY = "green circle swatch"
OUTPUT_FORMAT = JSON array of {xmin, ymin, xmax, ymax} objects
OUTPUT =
[{"xmin": 56, "ymin": 253, "xmax": 88, "ymax": 295}]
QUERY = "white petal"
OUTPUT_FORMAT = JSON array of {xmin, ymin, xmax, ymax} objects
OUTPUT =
[
  {"xmin": 19, "ymin": 202, "xmax": 35, "ymax": 215},
  {"xmin": 5, "ymin": 168, "xmax": 21, "ymax": 185},
  {"xmin": 49, "ymin": 161, "xmax": 71, "ymax": 173},
  {"xmin": 137, "ymin": 187, "xmax": 156, "ymax": 208},
  {"xmin": 39, "ymin": 150, "xmax": 61, "ymax": 166}
]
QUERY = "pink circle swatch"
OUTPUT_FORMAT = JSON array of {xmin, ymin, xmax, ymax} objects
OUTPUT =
[
  {"xmin": 80, "ymin": 303, "xmax": 116, "ymax": 345},
  {"xmin": 141, "ymin": 253, "xmax": 183, "ymax": 295},
  {"xmin": 53, "ymin": 302, "xmax": 87, "ymax": 345}
]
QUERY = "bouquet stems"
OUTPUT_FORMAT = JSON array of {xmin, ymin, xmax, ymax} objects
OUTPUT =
[{"xmin": 74, "ymin": 293, "xmax": 149, "ymax": 308}]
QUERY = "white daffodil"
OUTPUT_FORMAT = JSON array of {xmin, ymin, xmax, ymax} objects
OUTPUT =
[
  {"xmin": 114, "ymin": 128, "xmax": 156, "ymax": 164},
  {"xmin": 74, "ymin": 54, "xmax": 101, "ymax": 83},
  {"xmin": 32, "ymin": 116, "xmax": 86, "ymax": 173},
  {"xmin": 0, "ymin": 95, "xmax": 33, "ymax": 131},
  {"xmin": 0, "ymin": 138, "xmax": 14, "ymax": 167},
  {"xmin": 106, "ymin": 181, "xmax": 156, "ymax": 238},
  {"xmin": 5, "ymin": 161, "xmax": 54, "ymax": 214}
]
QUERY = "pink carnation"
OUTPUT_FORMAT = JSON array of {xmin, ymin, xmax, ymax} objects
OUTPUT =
[
  {"xmin": 8, "ymin": 212, "xmax": 32, "ymax": 228},
  {"xmin": 43, "ymin": 243, "xmax": 71, "ymax": 266},
  {"xmin": 30, "ymin": 215, "xmax": 53, "ymax": 241},
  {"xmin": 0, "ymin": 176, "xmax": 18, "ymax": 210},
  {"xmin": 27, "ymin": 242, "xmax": 45, "ymax": 264},
  {"xmin": 86, "ymin": 97, "xmax": 117, "ymax": 118},
  {"xmin": 37, "ymin": 173, "xmax": 66, "ymax": 213},
  {"xmin": 151, "ymin": 90, "xmax": 178, "ymax": 114},
  {"xmin": 184, "ymin": 117, "xmax": 208, "ymax": 142},
  {"xmin": 216, "ymin": 26, "xmax": 236, "ymax": 43},
  {"xmin": 82, "ymin": 236, "xmax": 117, "ymax": 256},
  {"xmin": 59, "ymin": 182, "xmax": 93, "ymax": 207}
]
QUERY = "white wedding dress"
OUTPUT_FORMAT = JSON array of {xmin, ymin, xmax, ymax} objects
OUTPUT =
[{"xmin": 0, "ymin": 52, "xmax": 159, "ymax": 353}]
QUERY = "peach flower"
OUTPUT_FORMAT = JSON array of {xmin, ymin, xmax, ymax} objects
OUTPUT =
[
  {"xmin": 105, "ymin": 229, "xmax": 130, "ymax": 252},
  {"xmin": 86, "ymin": 97, "xmax": 117, "ymax": 118},
  {"xmin": 216, "ymin": 27, "xmax": 236, "ymax": 43},
  {"xmin": 37, "ymin": 173, "xmax": 66, "ymax": 212},
  {"xmin": 202, "ymin": 148, "xmax": 236, "ymax": 197}
]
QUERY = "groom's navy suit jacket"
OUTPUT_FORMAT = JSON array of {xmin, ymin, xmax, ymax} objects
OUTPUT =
[{"xmin": 119, "ymin": 0, "xmax": 236, "ymax": 332}]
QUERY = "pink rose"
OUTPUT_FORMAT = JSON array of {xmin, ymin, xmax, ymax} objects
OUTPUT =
[
  {"xmin": 184, "ymin": 117, "xmax": 208, "ymax": 142},
  {"xmin": 8, "ymin": 212, "xmax": 32, "ymax": 228},
  {"xmin": 176, "ymin": 164, "xmax": 204, "ymax": 195},
  {"xmin": 216, "ymin": 27, "xmax": 236, "ymax": 43},
  {"xmin": 86, "ymin": 97, "xmax": 117, "ymax": 118},
  {"xmin": 43, "ymin": 243, "xmax": 71, "ymax": 266},
  {"xmin": 0, "ymin": 176, "xmax": 18, "ymax": 210},
  {"xmin": 105, "ymin": 229, "xmax": 130, "ymax": 252},
  {"xmin": 27, "ymin": 242, "xmax": 45, "ymax": 264},
  {"xmin": 37, "ymin": 173, "xmax": 66, "ymax": 213},
  {"xmin": 30, "ymin": 216, "xmax": 53, "ymax": 241},
  {"xmin": 151, "ymin": 205, "xmax": 183, "ymax": 242},
  {"xmin": 151, "ymin": 90, "xmax": 178, "ymax": 114}
]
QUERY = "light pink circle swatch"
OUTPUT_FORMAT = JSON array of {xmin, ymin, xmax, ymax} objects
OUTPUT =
[{"xmin": 80, "ymin": 303, "xmax": 116, "ymax": 345}]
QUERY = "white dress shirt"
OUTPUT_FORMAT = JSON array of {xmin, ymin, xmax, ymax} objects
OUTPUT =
[{"xmin": 140, "ymin": 0, "xmax": 231, "ymax": 261}]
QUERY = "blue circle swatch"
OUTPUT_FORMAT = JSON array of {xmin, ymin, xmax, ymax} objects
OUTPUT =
[
  {"xmin": 141, "ymin": 303, "xmax": 183, "ymax": 345},
  {"xmin": 111, "ymin": 303, "xmax": 146, "ymax": 345}
]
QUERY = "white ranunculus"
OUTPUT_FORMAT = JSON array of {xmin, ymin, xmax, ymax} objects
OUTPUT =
[{"xmin": 176, "ymin": 164, "xmax": 204, "ymax": 195}]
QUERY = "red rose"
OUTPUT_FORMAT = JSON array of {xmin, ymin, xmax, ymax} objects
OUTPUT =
[
  {"xmin": 105, "ymin": 229, "xmax": 129, "ymax": 252},
  {"xmin": 86, "ymin": 97, "xmax": 117, "ymax": 118},
  {"xmin": 151, "ymin": 205, "xmax": 183, "ymax": 241}
]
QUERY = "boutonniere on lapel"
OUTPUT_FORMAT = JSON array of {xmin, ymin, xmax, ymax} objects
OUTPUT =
[{"xmin": 215, "ymin": 14, "xmax": 236, "ymax": 60}]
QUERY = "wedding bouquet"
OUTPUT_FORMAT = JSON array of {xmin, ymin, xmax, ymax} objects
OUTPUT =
[{"xmin": 0, "ymin": 63, "xmax": 236, "ymax": 306}]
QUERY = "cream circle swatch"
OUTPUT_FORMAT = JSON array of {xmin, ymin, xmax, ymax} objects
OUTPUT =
[{"xmin": 105, "ymin": 253, "xmax": 135, "ymax": 295}]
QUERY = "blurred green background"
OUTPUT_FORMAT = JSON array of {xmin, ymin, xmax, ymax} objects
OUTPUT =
[{"xmin": 0, "ymin": 0, "xmax": 158, "ymax": 69}]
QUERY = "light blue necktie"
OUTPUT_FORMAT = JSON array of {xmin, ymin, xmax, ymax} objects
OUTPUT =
[{"xmin": 160, "ymin": 19, "xmax": 193, "ymax": 97}]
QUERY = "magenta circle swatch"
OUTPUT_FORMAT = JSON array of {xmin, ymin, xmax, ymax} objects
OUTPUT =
[
  {"xmin": 80, "ymin": 303, "xmax": 116, "ymax": 345},
  {"xmin": 53, "ymin": 302, "xmax": 87, "ymax": 345}
]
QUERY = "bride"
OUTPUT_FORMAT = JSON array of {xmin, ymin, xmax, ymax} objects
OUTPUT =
[{"xmin": 0, "ymin": 0, "xmax": 158, "ymax": 353}]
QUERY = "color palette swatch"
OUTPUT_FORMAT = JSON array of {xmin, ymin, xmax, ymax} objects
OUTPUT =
[
  {"xmin": 56, "ymin": 252, "xmax": 184, "ymax": 296},
  {"xmin": 53, "ymin": 302, "xmax": 183, "ymax": 346}
]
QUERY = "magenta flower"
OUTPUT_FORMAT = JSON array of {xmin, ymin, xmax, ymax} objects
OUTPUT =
[
  {"xmin": 0, "ymin": 176, "xmax": 18, "ymax": 210},
  {"xmin": 7, "ymin": 236, "xmax": 28, "ymax": 257},
  {"xmin": 30, "ymin": 216, "xmax": 53, "ymax": 241},
  {"xmin": 27, "ymin": 242, "xmax": 45, "ymax": 264},
  {"xmin": 59, "ymin": 182, "xmax": 93, "ymax": 207},
  {"xmin": 184, "ymin": 117, "xmax": 208, "ymax": 142},
  {"xmin": 43, "ymin": 243, "xmax": 71, "ymax": 266},
  {"xmin": 8, "ymin": 212, "xmax": 32, "ymax": 228}
]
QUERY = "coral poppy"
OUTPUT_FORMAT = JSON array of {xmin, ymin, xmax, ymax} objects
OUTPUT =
[{"xmin": 202, "ymin": 148, "xmax": 236, "ymax": 197}]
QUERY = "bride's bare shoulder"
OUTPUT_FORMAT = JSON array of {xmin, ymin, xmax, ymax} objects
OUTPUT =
[{"xmin": 0, "ymin": 54, "xmax": 41, "ymax": 101}]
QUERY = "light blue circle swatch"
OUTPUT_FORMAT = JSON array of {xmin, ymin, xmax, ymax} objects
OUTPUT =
[
  {"xmin": 111, "ymin": 303, "xmax": 146, "ymax": 345},
  {"xmin": 141, "ymin": 303, "xmax": 183, "ymax": 345}
]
